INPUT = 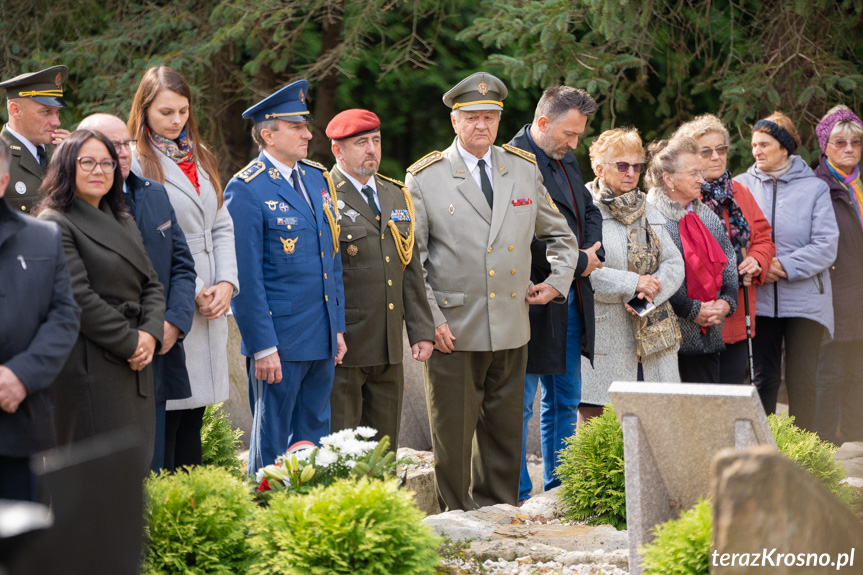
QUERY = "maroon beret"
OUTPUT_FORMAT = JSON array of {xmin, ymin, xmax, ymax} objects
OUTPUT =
[{"xmin": 325, "ymin": 109, "xmax": 381, "ymax": 140}]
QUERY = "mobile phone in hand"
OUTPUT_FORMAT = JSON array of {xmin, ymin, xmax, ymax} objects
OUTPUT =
[{"xmin": 626, "ymin": 295, "xmax": 656, "ymax": 317}]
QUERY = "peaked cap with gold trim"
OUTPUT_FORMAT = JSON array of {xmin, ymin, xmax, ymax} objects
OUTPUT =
[
  {"xmin": 442, "ymin": 72, "xmax": 507, "ymax": 112},
  {"xmin": 0, "ymin": 65, "xmax": 68, "ymax": 107},
  {"xmin": 243, "ymin": 79, "xmax": 313, "ymax": 124}
]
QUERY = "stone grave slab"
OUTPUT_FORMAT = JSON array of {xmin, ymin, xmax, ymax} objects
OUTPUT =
[{"xmin": 608, "ymin": 381, "xmax": 775, "ymax": 575}]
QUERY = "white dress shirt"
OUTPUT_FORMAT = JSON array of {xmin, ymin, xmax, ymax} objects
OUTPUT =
[
  {"xmin": 340, "ymin": 169, "xmax": 380, "ymax": 213},
  {"xmin": 456, "ymin": 139, "xmax": 494, "ymax": 192}
]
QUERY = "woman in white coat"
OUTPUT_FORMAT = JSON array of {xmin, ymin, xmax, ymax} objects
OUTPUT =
[
  {"xmin": 128, "ymin": 66, "xmax": 238, "ymax": 471},
  {"xmin": 579, "ymin": 128, "xmax": 684, "ymax": 424}
]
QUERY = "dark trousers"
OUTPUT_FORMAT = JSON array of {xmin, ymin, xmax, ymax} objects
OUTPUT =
[
  {"xmin": 424, "ymin": 345, "xmax": 528, "ymax": 512},
  {"xmin": 815, "ymin": 339, "xmax": 863, "ymax": 444},
  {"xmin": 752, "ymin": 316, "xmax": 824, "ymax": 432},
  {"xmin": 678, "ymin": 352, "xmax": 721, "ymax": 384},
  {"xmin": 150, "ymin": 399, "xmax": 167, "ymax": 473},
  {"xmin": 164, "ymin": 406, "xmax": 205, "ymax": 472},
  {"xmin": 718, "ymin": 340, "xmax": 751, "ymax": 385},
  {"xmin": 0, "ymin": 456, "xmax": 37, "ymax": 501},
  {"xmin": 330, "ymin": 362, "xmax": 404, "ymax": 450}
]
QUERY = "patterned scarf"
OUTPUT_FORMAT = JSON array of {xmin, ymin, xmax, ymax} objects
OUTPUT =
[
  {"xmin": 701, "ymin": 170, "xmax": 750, "ymax": 259},
  {"xmin": 147, "ymin": 127, "xmax": 200, "ymax": 193},
  {"xmin": 596, "ymin": 181, "xmax": 681, "ymax": 359},
  {"xmin": 827, "ymin": 158, "xmax": 863, "ymax": 228}
]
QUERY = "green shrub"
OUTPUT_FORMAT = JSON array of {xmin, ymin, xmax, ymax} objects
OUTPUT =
[
  {"xmin": 768, "ymin": 413, "xmax": 858, "ymax": 507},
  {"xmin": 201, "ymin": 402, "xmax": 244, "ymax": 478},
  {"xmin": 142, "ymin": 466, "xmax": 255, "ymax": 575},
  {"xmin": 640, "ymin": 498, "xmax": 711, "ymax": 575},
  {"xmin": 556, "ymin": 405, "xmax": 626, "ymax": 529},
  {"xmin": 249, "ymin": 477, "xmax": 440, "ymax": 575}
]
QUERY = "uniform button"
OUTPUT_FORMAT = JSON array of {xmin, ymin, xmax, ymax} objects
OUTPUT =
[
  {"xmin": 381, "ymin": 233, "xmax": 385, "ymax": 239},
  {"xmin": 321, "ymin": 252, "xmax": 325, "ymax": 257},
  {"xmin": 444, "ymin": 300, "xmax": 448, "ymax": 305},
  {"xmin": 488, "ymin": 247, "xmax": 493, "ymax": 253},
  {"xmin": 489, "ymin": 270, "xmax": 495, "ymax": 277},
  {"xmin": 20, "ymin": 206, "xmax": 26, "ymax": 211},
  {"xmin": 511, "ymin": 293, "xmax": 517, "ymax": 298},
  {"xmin": 511, "ymin": 269, "xmax": 516, "ymax": 275},
  {"xmin": 269, "ymin": 311, "xmax": 272, "ymax": 315},
  {"xmin": 320, "ymin": 231, "xmax": 322, "ymax": 236},
  {"xmin": 347, "ymin": 234, "xmax": 352, "ymax": 239},
  {"xmin": 388, "ymin": 279, "xmax": 392, "ymax": 286},
  {"xmin": 385, "ymin": 256, "xmax": 390, "ymax": 263},
  {"xmin": 325, "ymin": 295, "xmax": 329, "ymax": 302},
  {"xmin": 324, "ymin": 273, "xmax": 328, "ymax": 279},
  {"xmin": 490, "ymin": 293, "xmax": 495, "ymax": 299},
  {"xmin": 287, "ymin": 225, "xmax": 292, "ymax": 230},
  {"xmin": 388, "ymin": 303, "xmax": 394, "ymax": 310},
  {"xmin": 508, "ymin": 246, "xmax": 514, "ymax": 251}
]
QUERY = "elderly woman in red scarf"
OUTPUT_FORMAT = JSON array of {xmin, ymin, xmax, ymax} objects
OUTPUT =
[
  {"xmin": 813, "ymin": 105, "xmax": 863, "ymax": 445},
  {"xmin": 646, "ymin": 137, "xmax": 738, "ymax": 383}
]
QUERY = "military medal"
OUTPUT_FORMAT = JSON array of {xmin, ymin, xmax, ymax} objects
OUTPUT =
[
  {"xmin": 344, "ymin": 209, "xmax": 360, "ymax": 223},
  {"xmin": 347, "ymin": 244, "xmax": 358, "ymax": 256},
  {"xmin": 448, "ymin": 203, "xmax": 455, "ymax": 215},
  {"xmin": 390, "ymin": 209, "xmax": 411, "ymax": 222},
  {"xmin": 15, "ymin": 182, "xmax": 26, "ymax": 195},
  {"xmin": 265, "ymin": 200, "xmax": 278, "ymax": 211},
  {"xmin": 268, "ymin": 168, "xmax": 281, "ymax": 180},
  {"xmin": 280, "ymin": 236, "xmax": 298, "ymax": 254}
]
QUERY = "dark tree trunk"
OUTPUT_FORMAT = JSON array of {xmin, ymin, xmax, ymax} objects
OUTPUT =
[{"xmin": 310, "ymin": 0, "xmax": 344, "ymax": 166}]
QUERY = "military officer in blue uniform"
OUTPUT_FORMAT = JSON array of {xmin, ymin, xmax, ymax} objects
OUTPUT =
[{"xmin": 225, "ymin": 80, "xmax": 346, "ymax": 473}]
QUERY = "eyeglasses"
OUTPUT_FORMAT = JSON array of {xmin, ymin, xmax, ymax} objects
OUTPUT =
[
  {"xmin": 77, "ymin": 157, "xmax": 118, "ymax": 173},
  {"xmin": 828, "ymin": 139, "xmax": 863, "ymax": 149},
  {"xmin": 110, "ymin": 139, "xmax": 137, "ymax": 152},
  {"xmin": 605, "ymin": 162, "xmax": 645, "ymax": 173},
  {"xmin": 698, "ymin": 145, "xmax": 729, "ymax": 159},
  {"xmin": 674, "ymin": 169, "xmax": 706, "ymax": 179}
]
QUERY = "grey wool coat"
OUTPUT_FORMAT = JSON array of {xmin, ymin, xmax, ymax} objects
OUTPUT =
[
  {"xmin": 647, "ymin": 189, "xmax": 738, "ymax": 355},
  {"xmin": 580, "ymin": 185, "xmax": 684, "ymax": 406},
  {"xmin": 132, "ymin": 152, "xmax": 238, "ymax": 410},
  {"xmin": 38, "ymin": 198, "xmax": 165, "ymax": 478}
]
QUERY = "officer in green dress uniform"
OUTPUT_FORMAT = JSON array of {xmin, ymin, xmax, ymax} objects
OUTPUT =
[
  {"xmin": 325, "ymin": 109, "xmax": 435, "ymax": 450},
  {"xmin": 0, "ymin": 65, "xmax": 70, "ymax": 213}
]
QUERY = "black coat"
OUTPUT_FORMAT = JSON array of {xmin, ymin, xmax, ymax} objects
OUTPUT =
[
  {"xmin": 125, "ymin": 172, "xmax": 197, "ymax": 402},
  {"xmin": 509, "ymin": 125, "xmax": 603, "ymax": 372},
  {"xmin": 0, "ymin": 199, "xmax": 80, "ymax": 457}
]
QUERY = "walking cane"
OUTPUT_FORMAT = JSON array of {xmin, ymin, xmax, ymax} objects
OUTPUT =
[{"xmin": 740, "ymin": 248, "xmax": 756, "ymax": 386}]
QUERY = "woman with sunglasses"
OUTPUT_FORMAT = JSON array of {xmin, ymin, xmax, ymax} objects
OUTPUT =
[
  {"xmin": 646, "ymin": 136, "xmax": 738, "ymax": 384},
  {"xmin": 674, "ymin": 115, "xmax": 775, "ymax": 385},
  {"xmin": 812, "ymin": 105, "xmax": 863, "ymax": 445},
  {"xmin": 35, "ymin": 129, "xmax": 165, "ymax": 481},
  {"xmin": 734, "ymin": 112, "xmax": 838, "ymax": 432},
  {"xmin": 579, "ymin": 128, "xmax": 684, "ymax": 424}
]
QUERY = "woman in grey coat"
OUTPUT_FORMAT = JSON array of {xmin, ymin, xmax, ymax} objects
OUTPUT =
[
  {"xmin": 646, "ymin": 137, "xmax": 738, "ymax": 384},
  {"xmin": 579, "ymin": 128, "xmax": 684, "ymax": 418},
  {"xmin": 735, "ymin": 112, "xmax": 838, "ymax": 431},
  {"xmin": 128, "ymin": 66, "xmax": 238, "ymax": 470}
]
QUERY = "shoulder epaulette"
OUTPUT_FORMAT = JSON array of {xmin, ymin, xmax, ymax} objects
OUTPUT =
[
  {"xmin": 234, "ymin": 160, "xmax": 266, "ymax": 183},
  {"xmin": 375, "ymin": 172, "xmax": 406, "ymax": 188},
  {"xmin": 502, "ymin": 144, "xmax": 537, "ymax": 165},
  {"xmin": 407, "ymin": 151, "xmax": 442, "ymax": 175},
  {"xmin": 300, "ymin": 158, "xmax": 326, "ymax": 171}
]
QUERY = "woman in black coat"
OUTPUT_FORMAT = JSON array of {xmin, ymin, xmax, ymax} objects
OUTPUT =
[{"xmin": 35, "ymin": 130, "xmax": 165, "ymax": 479}]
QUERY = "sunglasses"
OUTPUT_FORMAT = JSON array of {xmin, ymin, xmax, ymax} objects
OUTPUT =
[
  {"xmin": 698, "ymin": 145, "xmax": 729, "ymax": 159},
  {"xmin": 828, "ymin": 139, "xmax": 863, "ymax": 149},
  {"xmin": 605, "ymin": 162, "xmax": 645, "ymax": 173}
]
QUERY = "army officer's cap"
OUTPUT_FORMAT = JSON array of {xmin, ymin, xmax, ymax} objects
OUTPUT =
[
  {"xmin": 325, "ymin": 109, "xmax": 380, "ymax": 140},
  {"xmin": 443, "ymin": 72, "xmax": 508, "ymax": 112},
  {"xmin": 0, "ymin": 65, "xmax": 69, "ymax": 108},
  {"xmin": 243, "ymin": 79, "xmax": 313, "ymax": 124}
]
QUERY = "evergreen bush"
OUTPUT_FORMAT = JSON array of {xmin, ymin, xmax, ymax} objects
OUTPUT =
[
  {"xmin": 556, "ymin": 405, "xmax": 626, "ymax": 529},
  {"xmin": 640, "ymin": 498, "xmax": 711, "ymax": 575},
  {"xmin": 201, "ymin": 402, "xmax": 244, "ymax": 478},
  {"xmin": 248, "ymin": 477, "xmax": 440, "ymax": 575},
  {"xmin": 142, "ymin": 466, "xmax": 255, "ymax": 575}
]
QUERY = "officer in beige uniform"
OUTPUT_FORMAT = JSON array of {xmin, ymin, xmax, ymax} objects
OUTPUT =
[
  {"xmin": 0, "ymin": 65, "xmax": 71, "ymax": 213},
  {"xmin": 326, "ymin": 109, "xmax": 435, "ymax": 449},
  {"xmin": 406, "ymin": 72, "xmax": 579, "ymax": 511}
]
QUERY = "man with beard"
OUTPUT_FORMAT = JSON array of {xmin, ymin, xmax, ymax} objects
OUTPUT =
[
  {"xmin": 508, "ymin": 86, "xmax": 603, "ymax": 503},
  {"xmin": 325, "ymin": 109, "xmax": 434, "ymax": 450}
]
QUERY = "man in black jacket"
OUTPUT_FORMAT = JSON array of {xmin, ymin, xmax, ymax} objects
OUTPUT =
[
  {"xmin": 508, "ymin": 86, "xmax": 603, "ymax": 503},
  {"xmin": 0, "ymin": 141, "xmax": 80, "ymax": 501},
  {"xmin": 79, "ymin": 113, "xmax": 197, "ymax": 472}
]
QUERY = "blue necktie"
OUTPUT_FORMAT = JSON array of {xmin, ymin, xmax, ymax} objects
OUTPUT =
[{"xmin": 290, "ymin": 169, "xmax": 311, "ymax": 209}]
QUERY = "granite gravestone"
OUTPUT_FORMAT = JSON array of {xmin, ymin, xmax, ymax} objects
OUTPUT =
[{"xmin": 608, "ymin": 381, "xmax": 775, "ymax": 575}]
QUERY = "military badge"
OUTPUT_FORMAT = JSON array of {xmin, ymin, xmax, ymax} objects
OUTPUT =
[
  {"xmin": 279, "ymin": 202, "xmax": 290, "ymax": 212},
  {"xmin": 498, "ymin": 166, "xmax": 506, "ymax": 172},
  {"xmin": 390, "ymin": 209, "xmax": 411, "ymax": 222},
  {"xmin": 265, "ymin": 200, "xmax": 278, "ymax": 211},
  {"xmin": 512, "ymin": 198, "xmax": 533, "ymax": 206},
  {"xmin": 15, "ymin": 182, "xmax": 26, "ymax": 195},
  {"xmin": 454, "ymin": 170, "xmax": 465, "ymax": 174},
  {"xmin": 321, "ymin": 190, "xmax": 334, "ymax": 208},
  {"xmin": 545, "ymin": 193, "xmax": 560, "ymax": 213},
  {"xmin": 337, "ymin": 199, "xmax": 345, "ymax": 210},
  {"xmin": 337, "ymin": 181, "xmax": 346, "ymax": 188},
  {"xmin": 344, "ymin": 209, "xmax": 360, "ymax": 223},
  {"xmin": 55, "ymin": 73, "xmax": 63, "ymax": 88},
  {"xmin": 277, "ymin": 217, "xmax": 298, "ymax": 226},
  {"xmin": 478, "ymin": 80, "xmax": 489, "ymax": 95},
  {"xmin": 347, "ymin": 244, "xmax": 358, "ymax": 256},
  {"xmin": 268, "ymin": 168, "xmax": 281, "ymax": 180},
  {"xmin": 299, "ymin": 89, "xmax": 305, "ymax": 103},
  {"xmin": 448, "ymin": 203, "xmax": 455, "ymax": 215},
  {"xmin": 280, "ymin": 236, "xmax": 298, "ymax": 254}
]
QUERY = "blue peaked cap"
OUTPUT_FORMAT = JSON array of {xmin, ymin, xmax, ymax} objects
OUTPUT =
[{"xmin": 242, "ymin": 79, "xmax": 313, "ymax": 124}]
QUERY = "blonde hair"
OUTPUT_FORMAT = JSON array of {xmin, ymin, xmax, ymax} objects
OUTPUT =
[
  {"xmin": 821, "ymin": 104, "xmax": 863, "ymax": 139},
  {"xmin": 673, "ymin": 113, "xmax": 730, "ymax": 147},
  {"xmin": 644, "ymin": 136, "xmax": 700, "ymax": 191},
  {"xmin": 588, "ymin": 127, "xmax": 644, "ymax": 172},
  {"xmin": 753, "ymin": 111, "xmax": 802, "ymax": 151}
]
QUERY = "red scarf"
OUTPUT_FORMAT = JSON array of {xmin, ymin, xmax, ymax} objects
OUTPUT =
[
  {"xmin": 177, "ymin": 160, "xmax": 200, "ymax": 194},
  {"xmin": 679, "ymin": 212, "xmax": 727, "ymax": 334}
]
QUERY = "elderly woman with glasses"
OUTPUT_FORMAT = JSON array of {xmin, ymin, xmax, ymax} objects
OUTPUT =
[
  {"xmin": 812, "ymin": 105, "xmax": 863, "ymax": 445},
  {"xmin": 646, "ymin": 137, "xmax": 738, "ymax": 384},
  {"xmin": 673, "ymin": 115, "xmax": 775, "ymax": 385},
  {"xmin": 578, "ymin": 128, "xmax": 684, "ymax": 424},
  {"xmin": 35, "ymin": 129, "xmax": 165, "ymax": 481},
  {"xmin": 735, "ymin": 112, "xmax": 838, "ymax": 431}
]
